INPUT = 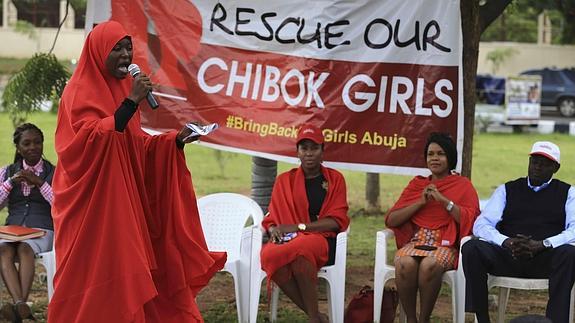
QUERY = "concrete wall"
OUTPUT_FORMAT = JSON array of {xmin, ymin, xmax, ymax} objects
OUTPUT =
[
  {"xmin": 0, "ymin": 27, "xmax": 84, "ymax": 60},
  {"xmin": 477, "ymin": 42, "xmax": 575, "ymax": 77},
  {"xmin": 0, "ymin": 0, "xmax": 83, "ymax": 60}
]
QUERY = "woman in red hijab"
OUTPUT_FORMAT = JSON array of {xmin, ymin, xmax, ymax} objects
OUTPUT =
[
  {"xmin": 260, "ymin": 124, "xmax": 350, "ymax": 323},
  {"xmin": 50, "ymin": 21, "xmax": 225, "ymax": 323},
  {"xmin": 385, "ymin": 133, "xmax": 479, "ymax": 323}
]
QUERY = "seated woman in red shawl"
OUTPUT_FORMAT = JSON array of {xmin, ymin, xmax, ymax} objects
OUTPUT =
[
  {"xmin": 260, "ymin": 124, "xmax": 350, "ymax": 323},
  {"xmin": 50, "ymin": 21, "xmax": 225, "ymax": 323},
  {"xmin": 385, "ymin": 133, "xmax": 480, "ymax": 323}
]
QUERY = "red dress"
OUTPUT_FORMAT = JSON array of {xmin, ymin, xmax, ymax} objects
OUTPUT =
[
  {"xmin": 49, "ymin": 21, "xmax": 225, "ymax": 323},
  {"xmin": 261, "ymin": 166, "xmax": 349, "ymax": 282},
  {"xmin": 385, "ymin": 174, "xmax": 480, "ymax": 267}
]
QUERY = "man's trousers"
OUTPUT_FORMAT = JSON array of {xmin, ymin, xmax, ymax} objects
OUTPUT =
[{"xmin": 462, "ymin": 239, "xmax": 575, "ymax": 323}]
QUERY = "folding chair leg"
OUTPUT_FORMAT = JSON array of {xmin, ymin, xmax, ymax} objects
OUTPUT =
[
  {"xmin": 373, "ymin": 275, "xmax": 385, "ymax": 323},
  {"xmin": 330, "ymin": 282, "xmax": 345, "ymax": 323},
  {"xmin": 44, "ymin": 254, "xmax": 56, "ymax": 301},
  {"xmin": 325, "ymin": 281, "xmax": 334, "ymax": 323},
  {"xmin": 232, "ymin": 274, "xmax": 244, "ymax": 323},
  {"xmin": 270, "ymin": 286, "xmax": 279, "ymax": 322},
  {"xmin": 249, "ymin": 275, "xmax": 265, "ymax": 323},
  {"xmin": 497, "ymin": 287, "xmax": 510, "ymax": 323},
  {"xmin": 451, "ymin": 280, "xmax": 460, "ymax": 323}
]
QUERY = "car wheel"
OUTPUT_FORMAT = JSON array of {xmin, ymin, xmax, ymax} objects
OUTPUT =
[{"xmin": 558, "ymin": 97, "xmax": 575, "ymax": 117}]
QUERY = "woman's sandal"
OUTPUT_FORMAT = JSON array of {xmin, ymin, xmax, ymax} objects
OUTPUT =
[
  {"xmin": 14, "ymin": 302, "xmax": 35, "ymax": 322},
  {"xmin": 0, "ymin": 303, "xmax": 17, "ymax": 322},
  {"xmin": 318, "ymin": 313, "xmax": 329, "ymax": 323}
]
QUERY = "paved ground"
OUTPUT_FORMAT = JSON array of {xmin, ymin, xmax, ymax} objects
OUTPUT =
[
  {"xmin": 540, "ymin": 106, "xmax": 575, "ymax": 124},
  {"xmin": 476, "ymin": 104, "xmax": 575, "ymax": 134}
]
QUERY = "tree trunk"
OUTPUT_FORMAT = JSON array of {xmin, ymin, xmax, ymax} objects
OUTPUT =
[
  {"xmin": 251, "ymin": 156, "xmax": 277, "ymax": 214},
  {"xmin": 365, "ymin": 172, "xmax": 381, "ymax": 214},
  {"xmin": 460, "ymin": 0, "xmax": 513, "ymax": 178},
  {"xmin": 460, "ymin": 0, "xmax": 481, "ymax": 179}
]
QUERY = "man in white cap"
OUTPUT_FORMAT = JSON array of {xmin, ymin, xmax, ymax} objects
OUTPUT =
[{"xmin": 462, "ymin": 141, "xmax": 575, "ymax": 323}]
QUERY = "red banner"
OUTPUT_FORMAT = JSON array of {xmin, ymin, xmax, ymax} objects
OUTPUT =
[{"xmin": 102, "ymin": 0, "xmax": 463, "ymax": 174}]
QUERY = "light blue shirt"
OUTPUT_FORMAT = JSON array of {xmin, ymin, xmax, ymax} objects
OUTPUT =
[{"xmin": 473, "ymin": 177, "xmax": 575, "ymax": 247}]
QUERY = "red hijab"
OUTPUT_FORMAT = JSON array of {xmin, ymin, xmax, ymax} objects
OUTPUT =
[
  {"xmin": 51, "ymin": 21, "xmax": 225, "ymax": 323},
  {"xmin": 56, "ymin": 21, "xmax": 137, "ymax": 149}
]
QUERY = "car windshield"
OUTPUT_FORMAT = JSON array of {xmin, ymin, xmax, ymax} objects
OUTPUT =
[{"xmin": 564, "ymin": 70, "xmax": 575, "ymax": 83}]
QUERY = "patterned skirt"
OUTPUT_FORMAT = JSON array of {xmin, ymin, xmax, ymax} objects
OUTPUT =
[{"xmin": 394, "ymin": 227, "xmax": 456, "ymax": 270}]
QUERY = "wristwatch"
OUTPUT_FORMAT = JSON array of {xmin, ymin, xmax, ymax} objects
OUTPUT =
[
  {"xmin": 543, "ymin": 239, "xmax": 552, "ymax": 248},
  {"xmin": 297, "ymin": 223, "xmax": 307, "ymax": 231},
  {"xmin": 445, "ymin": 200, "xmax": 455, "ymax": 212}
]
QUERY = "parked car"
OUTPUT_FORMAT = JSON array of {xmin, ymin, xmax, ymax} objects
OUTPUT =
[{"xmin": 520, "ymin": 68, "xmax": 575, "ymax": 117}]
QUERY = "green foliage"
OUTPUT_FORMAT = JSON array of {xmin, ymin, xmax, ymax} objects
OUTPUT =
[
  {"xmin": 549, "ymin": 0, "xmax": 575, "ymax": 44},
  {"xmin": 69, "ymin": 0, "xmax": 86, "ymax": 12},
  {"xmin": 2, "ymin": 53, "xmax": 69, "ymax": 127},
  {"xmin": 482, "ymin": 5, "xmax": 538, "ymax": 43},
  {"xmin": 481, "ymin": 0, "xmax": 574, "ymax": 44},
  {"xmin": 14, "ymin": 20, "xmax": 37, "ymax": 40},
  {"xmin": 485, "ymin": 48, "xmax": 518, "ymax": 75},
  {"xmin": 546, "ymin": 10, "xmax": 568, "ymax": 44}
]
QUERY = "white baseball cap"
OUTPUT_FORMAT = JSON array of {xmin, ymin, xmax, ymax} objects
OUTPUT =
[{"xmin": 530, "ymin": 141, "xmax": 560, "ymax": 164}]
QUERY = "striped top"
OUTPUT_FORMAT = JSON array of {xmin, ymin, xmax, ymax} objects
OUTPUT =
[{"xmin": 0, "ymin": 159, "xmax": 53, "ymax": 207}]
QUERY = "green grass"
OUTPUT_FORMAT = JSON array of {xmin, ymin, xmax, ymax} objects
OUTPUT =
[
  {"xmin": 0, "ymin": 57, "xmax": 30, "ymax": 75},
  {"xmin": 3, "ymin": 112, "xmax": 575, "ymax": 203},
  {"xmin": 2, "ymin": 111, "xmax": 575, "ymax": 232},
  {"xmin": 2, "ymin": 112, "xmax": 575, "ymax": 322},
  {"xmin": 472, "ymin": 132, "xmax": 575, "ymax": 196},
  {"xmin": 347, "ymin": 216, "xmax": 382, "ymax": 267}
]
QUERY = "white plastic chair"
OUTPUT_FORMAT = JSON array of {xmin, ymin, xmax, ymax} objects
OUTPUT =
[
  {"xmin": 197, "ymin": 193, "xmax": 264, "ymax": 323},
  {"xmin": 373, "ymin": 229, "xmax": 462, "ymax": 323},
  {"xmin": 249, "ymin": 228, "xmax": 349, "ymax": 323},
  {"xmin": 457, "ymin": 236, "xmax": 575, "ymax": 323},
  {"xmin": 37, "ymin": 247, "xmax": 56, "ymax": 301}
]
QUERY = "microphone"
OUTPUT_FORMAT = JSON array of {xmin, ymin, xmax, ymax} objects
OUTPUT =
[{"xmin": 127, "ymin": 64, "xmax": 159, "ymax": 109}]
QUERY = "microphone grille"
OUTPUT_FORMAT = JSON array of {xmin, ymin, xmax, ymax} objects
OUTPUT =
[{"xmin": 128, "ymin": 64, "xmax": 140, "ymax": 77}]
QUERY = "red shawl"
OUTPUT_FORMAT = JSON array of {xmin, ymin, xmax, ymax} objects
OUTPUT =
[
  {"xmin": 50, "ymin": 21, "xmax": 225, "ymax": 323},
  {"xmin": 262, "ymin": 166, "xmax": 350, "ymax": 237},
  {"xmin": 385, "ymin": 174, "xmax": 479, "ymax": 253}
]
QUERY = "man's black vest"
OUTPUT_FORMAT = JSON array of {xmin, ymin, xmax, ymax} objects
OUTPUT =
[
  {"xmin": 3, "ymin": 160, "xmax": 54, "ymax": 230},
  {"xmin": 497, "ymin": 177, "xmax": 570, "ymax": 241}
]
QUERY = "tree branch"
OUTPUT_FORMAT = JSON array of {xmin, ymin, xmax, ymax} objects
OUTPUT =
[
  {"xmin": 460, "ymin": 0, "xmax": 481, "ymax": 178},
  {"xmin": 49, "ymin": 0, "xmax": 70, "ymax": 54},
  {"xmin": 479, "ymin": 0, "xmax": 513, "ymax": 33}
]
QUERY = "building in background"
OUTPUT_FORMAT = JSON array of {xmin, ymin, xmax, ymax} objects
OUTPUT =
[{"xmin": 0, "ymin": 0, "xmax": 83, "ymax": 59}]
